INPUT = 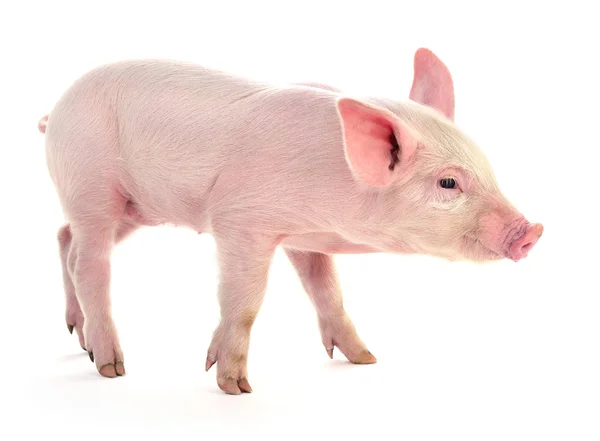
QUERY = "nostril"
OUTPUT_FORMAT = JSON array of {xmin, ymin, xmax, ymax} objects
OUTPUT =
[
  {"xmin": 507, "ymin": 222, "xmax": 543, "ymax": 261},
  {"xmin": 520, "ymin": 241, "xmax": 533, "ymax": 253}
]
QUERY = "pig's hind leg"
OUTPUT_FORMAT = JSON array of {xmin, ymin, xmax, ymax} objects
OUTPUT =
[
  {"xmin": 60, "ymin": 219, "xmax": 139, "ymax": 355},
  {"xmin": 58, "ymin": 224, "xmax": 86, "ymax": 350},
  {"xmin": 61, "ymin": 188, "xmax": 141, "ymax": 378},
  {"xmin": 285, "ymin": 249, "xmax": 376, "ymax": 364}
]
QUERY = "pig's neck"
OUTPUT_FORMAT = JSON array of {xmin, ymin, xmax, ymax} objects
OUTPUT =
[{"xmin": 315, "ymin": 185, "xmax": 419, "ymax": 255}]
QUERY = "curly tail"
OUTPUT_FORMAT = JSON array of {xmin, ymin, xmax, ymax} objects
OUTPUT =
[{"xmin": 38, "ymin": 114, "xmax": 49, "ymax": 134}]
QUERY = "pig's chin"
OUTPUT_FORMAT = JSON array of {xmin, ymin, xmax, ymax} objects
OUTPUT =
[{"xmin": 459, "ymin": 236, "xmax": 504, "ymax": 262}]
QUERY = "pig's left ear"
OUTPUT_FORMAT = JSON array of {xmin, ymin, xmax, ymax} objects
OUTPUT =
[
  {"xmin": 336, "ymin": 97, "xmax": 418, "ymax": 187},
  {"xmin": 409, "ymin": 48, "xmax": 455, "ymax": 121}
]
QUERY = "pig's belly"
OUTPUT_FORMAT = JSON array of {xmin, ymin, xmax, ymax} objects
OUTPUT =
[
  {"xmin": 281, "ymin": 233, "xmax": 379, "ymax": 255},
  {"xmin": 122, "ymin": 202, "xmax": 377, "ymax": 255}
]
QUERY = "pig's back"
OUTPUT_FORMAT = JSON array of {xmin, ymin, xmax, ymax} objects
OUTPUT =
[
  {"xmin": 46, "ymin": 60, "xmax": 355, "ymax": 231},
  {"xmin": 109, "ymin": 60, "xmax": 275, "ymax": 225},
  {"xmin": 45, "ymin": 60, "xmax": 268, "ymax": 225}
]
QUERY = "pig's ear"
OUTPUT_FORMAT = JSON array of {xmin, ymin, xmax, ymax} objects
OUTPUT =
[
  {"xmin": 409, "ymin": 48, "xmax": 455, "ymax": 121},
  {"xmin": 336, "ymin": 97, "xmax": 418, "ymax": 187}
]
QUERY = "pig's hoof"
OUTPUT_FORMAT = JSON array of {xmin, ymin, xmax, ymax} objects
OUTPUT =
[
  {"xmin": 99, "ymin": 362, "xmax": 126, "ymax": 378},
  {"xmin": 326, "ymin": 346, "xmax": 377, "ymax": 364},
  {"xmin": 206, "ymin": 323, "xmax": 253, "ymax": 395},
  {"xmin": 217, "ymin": 377, "xmax": 252, "ymax": 395},
  {"xmin": 65, "ymin": 292, "xmax": 85, "ymax": 346},
  {"xmin": 84, "ymin": 319, "xmax": 125, "ymax": 378},
  {"xmin": 319, "ymin": 313, "xmax": 375, "ymax": 365},
  {"xmin": 66, "ymin": 316, "xmax": 86, "ymax": 350},
  {"xmin": 206, "ymin": 356, "xmax": 253, "ymax": 395},
  {"xmin": 349, "ymin": 350, "xmax": 377, "ymax": 365}
]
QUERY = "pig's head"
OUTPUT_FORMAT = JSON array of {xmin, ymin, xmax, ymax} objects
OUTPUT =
[{"xmin": 336, "ymin": 48, "xmax": 543, "ymax": 262}]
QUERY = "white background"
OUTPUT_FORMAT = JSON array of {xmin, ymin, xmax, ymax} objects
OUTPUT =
[{"xmin": 1, "ymin": 1, "xmax": 598, "ymax": 440}]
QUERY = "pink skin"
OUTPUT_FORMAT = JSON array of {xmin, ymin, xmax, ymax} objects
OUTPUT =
[
  {"xmin": 478, "ymin": 204, "xmax": 544, "ymax": 262},
  {"xmin": 38, "ymin": 115, "xmax": 48, "ymax": 134},
  {"xmin": 41, "ymin": 48, "xmax": 542, "ymax": 394},
  {"xmin": 410, "ymin": 48, "xmax": 455, "ymax": 121},
  {"xmin": 509, "ymin": 223, "xmax": 543, "ymax": 260}
]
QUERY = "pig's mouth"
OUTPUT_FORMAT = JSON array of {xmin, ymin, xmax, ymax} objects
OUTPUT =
[{"xmin": 461, "ymin": 235, "xmax": 504, "ymax": 261}]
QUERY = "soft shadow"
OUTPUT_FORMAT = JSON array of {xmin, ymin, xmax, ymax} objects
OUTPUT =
[
  {"xmin": 326, "ymin": 359, "xmax": 360, "ymax": 369},
  {"xmin": 48, "ymin": 371, "xmax": 107, "ymax": 382},
  {"xmin": 56, "ymin": 352, "xmax": 88, "ymax": 362},
  {"xmin": 205, "ymin": 388, "xmax": 255, "ymax": 397}
]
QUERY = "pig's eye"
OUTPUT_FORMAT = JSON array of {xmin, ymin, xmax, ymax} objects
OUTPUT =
[{"xmin": 439, "ymin": 178, "xmax": 457, "ymax": 189}]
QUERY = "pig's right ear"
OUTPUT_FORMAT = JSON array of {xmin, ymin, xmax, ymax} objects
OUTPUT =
[
  {"xmin": 409, "ymin": 48, "xmax": 455, "ymax": 121},
  {"xmin": 336, "ymin": 97, "xmax": 417, "ymax": 187}
]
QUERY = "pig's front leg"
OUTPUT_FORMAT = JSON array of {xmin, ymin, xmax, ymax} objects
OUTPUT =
[
  {"xmin": 205, "ymin": 231, "xmax": 278, "ymax": 395},
  {"xmin": 285, "ymin": 249, "xmax": 376, "ymax": 364}
]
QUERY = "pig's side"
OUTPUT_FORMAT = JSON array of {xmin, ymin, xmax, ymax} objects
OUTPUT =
[{"xmin": 42, "ymin": 48, "xmax": 542, "ymax": 395}]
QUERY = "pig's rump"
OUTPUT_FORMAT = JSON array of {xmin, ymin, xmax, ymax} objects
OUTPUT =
[{"xmin": 44, "ymin": 60, "xmax": 355, "ymax": 237}]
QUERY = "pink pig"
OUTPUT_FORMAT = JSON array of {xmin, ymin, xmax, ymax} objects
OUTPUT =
[{"xmin": 40, "ymin": 48, "xmax": 543, "ymax": 395}]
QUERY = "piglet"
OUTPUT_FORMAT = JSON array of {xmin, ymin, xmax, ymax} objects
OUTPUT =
[{"xmin": 40, "ymin": 48, "xmax": 542, "ymax": 395}]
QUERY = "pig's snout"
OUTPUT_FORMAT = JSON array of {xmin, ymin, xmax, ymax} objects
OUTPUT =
[{"xmin": 507, "ymin": 223, "xmax": 543, "ymax": 261}]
